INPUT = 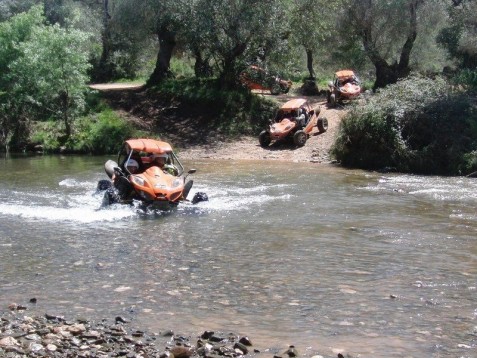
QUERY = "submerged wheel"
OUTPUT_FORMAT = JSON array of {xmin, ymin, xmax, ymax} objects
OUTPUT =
[
  {"xmin": 293, "ymin": 130, "xmax": 307, "ymax": 147},
  {"xmin": 317, "ymin": 117, "xmax": 328, "ymax": 133},
  {"xmin": 259, "ymin": 130, "xmax": 272, "ymax": 147},
  {"xmin": 96, "ymin": 179, "xmax": 111, "ymax": 192},
  {"xmin": 192, "ymin": 192, "xmax": 208, "ymax": 204},
  {"xmin": 102, "ymin": 187, "xmax": 119, "ymax": 207}
]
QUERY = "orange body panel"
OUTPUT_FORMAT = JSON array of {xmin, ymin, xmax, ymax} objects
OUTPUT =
[
  {"xmin": 339, "ymin": 82, "xmax": 361, "ymax": 98},
  {"xmin": 335, "ymin": 70, "xmax": 356, "ymax": 78},
  {"xmin": 131, "ymin": 166, "xmax": 184, "ymax": 203},
  {"xmin": 280, "ymin": 98, "xmax": 307, "ymax": 110},
  {"xmin": 125, "ymin": 139, "xmax": 172, "ymax": 154},
  {"xmin": 270, "ymin": 118, "xmax": 297, "ymax": 140}
]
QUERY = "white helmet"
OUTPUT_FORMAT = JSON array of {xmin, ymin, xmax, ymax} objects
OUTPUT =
[{"xmin": 126, "ymin": 159, "xmax": 139, "ymax": 170}]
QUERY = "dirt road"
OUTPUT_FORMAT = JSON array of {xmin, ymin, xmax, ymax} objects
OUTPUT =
[
  {"xmin": 91, "ymin": 84, "xmax": 346, "ymax": 163},
  {"xmin": 178, "ymin": 93, "xmax": 345, "ymax": 163}
]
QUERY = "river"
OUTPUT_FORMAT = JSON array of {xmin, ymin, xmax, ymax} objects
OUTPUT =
[{"xmin": 0, "ymin": 154, "xmax": 476, "ymax": 357}]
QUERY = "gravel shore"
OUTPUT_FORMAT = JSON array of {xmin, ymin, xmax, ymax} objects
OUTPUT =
[{"xmin": 1, "ymin": 304, "xmax": 345, "ymax": 358}]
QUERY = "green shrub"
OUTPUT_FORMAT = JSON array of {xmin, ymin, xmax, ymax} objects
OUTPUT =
[
  {"xmin": 30, "ymin": 121, "xmax": 62, "ymax": 152},
  {"xmin": 454, "ymin": 69, "xmax": 477, "ymax": 93},
  {"xmin": 69, "ymin": 109, "xmax": 137, "ymax": 154},
  {"xmin": 332, "ymin": 75, "xmax": 477, "ymax": 175}
]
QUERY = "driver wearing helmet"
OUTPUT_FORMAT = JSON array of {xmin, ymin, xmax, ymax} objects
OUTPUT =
[
  {"xmin": 151, "ymin": 153, "xmax": 178, "ymax": 175},
  {"xmin": 125, "ymin": 159, "xmax": 139, "ymax": 174}
]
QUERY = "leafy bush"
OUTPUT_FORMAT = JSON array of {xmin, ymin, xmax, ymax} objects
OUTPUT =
[
  {"xmin": 453, "ymin": 69, "xmax": 477, "ymax": 93},
  {"xmin": 30, "ymin": 121, "xmax": 62, "ymax": 152},
  {"xmin": 332, "ymin": 75, "xmax": 477, "ymax": 175},
  {"xmin": 69, "ymin": 109, "xmax": 137, "ymax": 154}
]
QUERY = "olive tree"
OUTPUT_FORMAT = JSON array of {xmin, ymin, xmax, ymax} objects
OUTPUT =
[
  {"xmin": 192, "ymin": 0, "xmax": 289, "ymax": 89},
  {"xmin": 288, "ymin": 0, "xmax": 343, "ymax": 80},
  {"xmin": 438, "ymin": 0, "xmax": 477, "ymax": 69},
  {"xmin": 340, "ymin": 0, "xmax": 450, "ymax": 89}
]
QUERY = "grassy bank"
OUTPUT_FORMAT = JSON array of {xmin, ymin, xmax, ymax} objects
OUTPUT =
[{"xmin": 28, "ymin": 79, "xmax": 278, "ymax": 155}]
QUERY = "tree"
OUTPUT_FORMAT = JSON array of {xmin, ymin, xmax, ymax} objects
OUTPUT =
[
  {"xmin": 0, "ymin": 5, "xmax": 44, "ymax": 151},
  {"xmin": 348, "ymin": 0, "xmax": 424, "ymax": 89},
  {"xmin": 438, "ymin": 0, "xmax": 477, "ymax": 69},
  {"xmin": 0, "ymin": 6, "xmax": 91, "ymax": 150},
  {"xmin": 192, "ymin": 0, "xmax": 289, "ymax": 89},
  {"xmin": 109, "ymin": 0, "xmax": 187, "ymax": 85},
  {"xmin": 338, "ymin": 0, "xmax": 452, "ymax": 89},
  {"xmin": 288, "ymin": 0, "xmax": 342, "ymax": 80}
]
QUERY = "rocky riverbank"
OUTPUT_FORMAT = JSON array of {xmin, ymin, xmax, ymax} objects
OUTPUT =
[{"xmin": 1, "ymin": 304, "xmax": 346, "ymax": 358}]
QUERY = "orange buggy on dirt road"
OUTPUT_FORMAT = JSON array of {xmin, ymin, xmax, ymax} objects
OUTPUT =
[
  {"xmin": 240, "ymin": 65, "xmax": 292, "ymax": 95},
  {"xmin": 327, "ymin": 70, "xmax": 361, "ymax": 107},
  {"xmin": 259, "ymin": 98, "xmax": 328, "ymax": 147}
]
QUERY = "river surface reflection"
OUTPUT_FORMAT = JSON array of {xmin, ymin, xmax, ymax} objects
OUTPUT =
[{"xmin": 0, "ymin": 155, "xmax": 476, "ymax": 357}]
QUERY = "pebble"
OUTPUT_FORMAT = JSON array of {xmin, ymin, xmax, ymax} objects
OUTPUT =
[{"xmin": 0, "ymin": 306, "xmax": 343, "ymax": 358}]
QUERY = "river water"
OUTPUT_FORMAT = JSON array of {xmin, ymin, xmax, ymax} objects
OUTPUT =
[{"xmin": 0, "ymin": 155, "xmax": 476, "ymax": 357}]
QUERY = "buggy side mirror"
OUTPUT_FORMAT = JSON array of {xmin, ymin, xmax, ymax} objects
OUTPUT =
[
  {"xmin": 184, "ymin": 168, "xmax": 196, "ymax": 180},
  {"xmin": 113, "ymin": 166, "xmax": 124, "ymax": 177}
]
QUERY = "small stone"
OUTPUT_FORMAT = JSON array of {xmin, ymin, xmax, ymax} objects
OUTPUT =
[
  {"xmin": 0, "ymin": 336, "xmax": 19, "ymax": 348},
  {"xmin": 170, "ymin": 346, "xmax": 192, "ymax": 358},
  {"xmin": 46, "ymin": 344, "xmax": 57, "ymax": 351},
  {"xmin": 238, "ymin": 336, "xmax": 252, "ymax": 346}
]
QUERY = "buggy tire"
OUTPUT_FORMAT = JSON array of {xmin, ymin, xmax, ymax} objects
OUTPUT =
[
  {"xmin": 192, "ymin": 192, "xmax": 208, "ymax": 204},
  {"xmin": 330, "ymin": 93, "xmax": 336, "ymax": 107},
  {"xmin": 96, "ymin": 179, "xmax": 111, "ymax": 192},
  {"xmin": 293, "ymin": 130, "xmax": 307, "ymax": 147},
  {"xmin": 259, "ymin": 130, "xmax": 272, "ymax": 147},
  {"xmin": 317, "ymin": 117, "xmax": 328, "ymax": 133},
  {"xmin": 102, "ymin": 187, "xmax": 119, "ymax": 207},
  {"xmin": 270, "ymin": 84, "xmax": 281, "ymax": 95}
]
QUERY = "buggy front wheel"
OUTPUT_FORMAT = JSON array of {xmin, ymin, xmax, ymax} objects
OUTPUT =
[
  {"xmin": 317, "ymin": 117, "xmax": 328, "ymax": 133},
  {"xmin": 293, "ymin": 130, "xmax": 307, "ymax": 147},
  {"xmin": 259, "ymin": 130, "xmax": 272, "ymax": 147}
]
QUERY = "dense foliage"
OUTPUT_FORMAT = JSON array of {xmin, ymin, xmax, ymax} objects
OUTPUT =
[
  {"xmin": 0, "ymin": 1, "xmax": 476, "ymax": 175},
  {"xmin": 0, "ymin": 6, "xmax": 91, "ymax": 151},
  {"xmin": 332, "ymin": 75, "xmax": 477, "ymax": 175}
]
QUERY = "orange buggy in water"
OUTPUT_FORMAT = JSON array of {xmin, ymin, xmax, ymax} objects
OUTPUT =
[
  {"xmin": 240, "ymin": 65, "xmax": 292, "ymax": 95},
  {"xmin": 327, "ymin": 70, "xmax": 361, "ymax": 107},
  {"xmin": 97, "ymin": 138, "xmax": 207, "ymax": 210},
  {"xmin": 259, "ymin": 98, "xmax": 328, "ymax": 147}
]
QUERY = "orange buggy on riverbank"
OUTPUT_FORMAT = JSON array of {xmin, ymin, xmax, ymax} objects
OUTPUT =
[
  {"xmin": 259, "ymin": 98, "xmax": 328, "ymax": 147},
  {"xmin": 327, "ymin": 70, "xmax": 361, "ymax": 107}
]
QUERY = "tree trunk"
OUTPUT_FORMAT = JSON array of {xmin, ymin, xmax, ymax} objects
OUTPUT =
[
  {"xmin": 147, "ymin": 26, "xmax": 176, "ymax": 86},
  {"xmin": 96, "ymin": 0, "xmax": 112, "ymax": 82},
  {"xmin": 362, "ymin": 0, "xmax": 420, "ymax": 90},
  {"xmin": 219, "ymin": 42, "xmax": 248, "ymax": 90},
  {"xmin": 193, "ymin": 49, "xmax": 212, "ymax": 78},
  {"xmin": 305, "ymin": 48, "xmax": 316, "ymax": 80}
]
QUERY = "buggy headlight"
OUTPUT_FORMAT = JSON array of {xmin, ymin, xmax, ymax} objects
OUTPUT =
[
  {"xmin": 132, "ymin": 175, "xmax": 145, "ymax": 186},
  {"xmin": 172, "ymin": 178, "xmax": 182, "ymax": 188}
]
